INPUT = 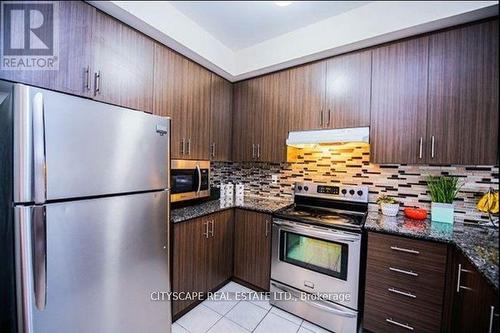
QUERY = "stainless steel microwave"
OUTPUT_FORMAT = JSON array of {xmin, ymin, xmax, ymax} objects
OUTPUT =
[{"xmin": 171, "ymin": 160, "xmax": 210, "ymax": 202}]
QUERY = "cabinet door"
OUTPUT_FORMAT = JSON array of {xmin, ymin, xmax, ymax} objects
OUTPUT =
[
  {"xmin": 210, "ymin": 74, "xmax": 233, "ymax": 161},
  {"xmin": 451, "ymin": 250, "xmax": 499, "ymax": 333},
  {"xmin": 206, "ymin": 210, "xmax": 234, "ymax": 291},
  {"xmin": 0, "ymin": 1, "xmax": 94, "ymax": 97},
  {"xmin": 153, "ymin": 44, "xmax": 188, "ymax": 159},
  {"xmin": 288, "ymin": 61, "xmax": 326, "ymax": 131},
  {"xmin": 185, "ymin": 62, "xmax": 211, "ymax": 160},
  {"xmin": 428, "ymin": 20, "xmax": 498, "ymax": 165},
  {"xmin": 172, "ymin": 218, "xmax": 207, "ymax": 317},
  {"xmin": 370, "ymin": 37, "xmax": 429, "ymax": 164},
  {"xmin": 325, "ymin": 50, "xmax": 371, "ymax": 128},
  {"xmin": 233, "ymin": 210, "xmax": 272, "ymax": 290},
  {"xmin": 259, "ymin": 71, "xmax": 290, "ymax": 163},
  {"xmin": 92, "ymin": 10, "xmax": 154, "ymax": 112},
  {"xmin": 232, "ymin": 80, "xmax": 257, "ymax": 161}
]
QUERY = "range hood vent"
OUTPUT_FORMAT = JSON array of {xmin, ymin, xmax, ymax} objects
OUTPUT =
[{"xmin": 286, "ymin": 127, "xmax": 369, "ymax": 147}]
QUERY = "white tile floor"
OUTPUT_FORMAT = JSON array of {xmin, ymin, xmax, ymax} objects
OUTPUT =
[{"xmin": 173, "ymin": 282, "xmax": 331, "ymax": 333}]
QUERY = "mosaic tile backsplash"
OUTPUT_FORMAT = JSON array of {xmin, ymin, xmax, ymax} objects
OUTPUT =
[{"xmin": 211, "ymin": 143, "xmax": 499, "ymax": 224}]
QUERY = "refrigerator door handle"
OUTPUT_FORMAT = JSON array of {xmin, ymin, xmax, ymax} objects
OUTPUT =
[
  {"xmin": 33, "ymin": 206, "xmax": 47, "ymax": 310},
  {"xmin": 32, "ymin": 92, "xmax": 46, "ymax": 204}
]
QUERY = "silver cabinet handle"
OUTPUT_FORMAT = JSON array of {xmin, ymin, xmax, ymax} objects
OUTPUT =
[
  {"xmin": 210, "ymin": 143, "xmax": 216, "ymax": 158},
  {"xmin": 32, "ymin": 92, "xmax": 47, "ymax": 204},
  {"xmin": 388, "ymin": 287, "xmax": 416, "ymax": 299},
  {"xmin": 210, "ymin": 220, "xmax": 215, "ymax": 237},
  {"xmin": 203, "ymin": 221, "xmax": 209, "ymax": 239},
  {"xmin": 390, "ymin": 246, "xmax": 420, "ymax": 255},
  {"xmin": 85, "ymin": 66, "xmax": 91, "ymax": 91},
  {"xmin": 456, "ymin": 264, "xmax": 474, "ymax": 292},
  {"xmin": 386, "ymin": 318, "xmax": 414, "ymax": 331},
  {"xmin": 252, "ymin": 144, "xmax": 256, "ymax": 159},
  {"xmin": 187, "ymin": 138, "xmax": 191, "ymax": 155},
  {"xmin": 489, "ymin": 305, "xmax": 496, "ymax": 333},
  {"xmin": 265, "ymin": 219, "xmax": 270, "ymax": 237},
  {"xmin": 320, "ymin": 110, "xmax": 324, "ymax": 127},
  {"xmin": 327, "ymin": 109, "xmax": 331, "ymax": 127},
  {"xmin": 33, "ymin": 206, "xmax": 47, "ymax": 310},
  {"xmin": 94, "ymin": 71, "xmax": 101, "ymax": 95},
  {"xmin": 257, "ymin": 144, "xmax": 261, "ymax": 159},
  {"xmin": 181, "ymin": 138, "xmax": 185, "ymax": 155},
  {"xmin": 389, "ymin": 267, "xmax": 419, "ymax": 277},
  {"xmin": 431, "ymin": 135, "xmax": 435, "ymax": 158},
  {"xmin": 419, "ymin": 137, "xmax": 423, "ymax": 159}
]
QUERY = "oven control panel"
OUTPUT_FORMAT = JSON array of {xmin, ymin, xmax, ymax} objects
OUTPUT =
[{"xmin": 294, "ymin": 182, "xmax": 369, "ymax": 203}]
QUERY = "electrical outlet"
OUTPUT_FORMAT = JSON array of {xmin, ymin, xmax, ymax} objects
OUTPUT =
[{"xmin": 271, "ymin": 174, "xmax": 279, "ymax": 184}]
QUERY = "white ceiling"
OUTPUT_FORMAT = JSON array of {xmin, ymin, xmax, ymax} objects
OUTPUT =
[
  {"xmin": 90, "ymin": 1, "xmax": 499, "ymax": 82},
  {"xmin": 169, "ymin": 1, "xmax": 370, "ymax": 51}
]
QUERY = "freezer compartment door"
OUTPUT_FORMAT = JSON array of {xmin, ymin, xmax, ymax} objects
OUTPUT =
[
  {"xmin": 15, "ymin": 191, "xmax": 171, "ymax": 333},
  {"xmin": 13, "ymin": 84, "xmax": 170, "ymax": 203}
]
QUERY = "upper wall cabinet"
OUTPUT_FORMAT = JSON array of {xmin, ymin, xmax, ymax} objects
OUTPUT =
[
  {"xmin": 288, "ymin": 61, "xmax": 326, "ymax": 131},
  {"xmin": 325, "ymin": 50, "xmax": 371, "ymax": 128},
  {"xmin": 370, "ymin": 37, "xmax": 430, "ymax": 164},
  {"xmin": 91, "ymin": 10, "xmax": 154, "ymax": 112},
  {"xmin": 0, "ymin": 1, "xmax": 94, "ymax": 96},
  {"xmin": 153, "ymin": 44, "xmax": 211, "ymax": 160},
  {"xmin": 233, "ymin": 71, "xmax": 289, "ymax": 163},
  {"xmin": 210, "ymin": 74, "xmax": 233, "ymax": 161},
  {"xmin": 427, "ymin": 20, "xmax": 499, "ymax": 165},
  {"xmin": 288, "ymin": 51, "xmax": 371, "ymax": 132}
]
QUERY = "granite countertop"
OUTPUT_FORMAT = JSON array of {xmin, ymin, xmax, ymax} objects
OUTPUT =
[
  {"xmin": 171, "ymin": 196, "xmax": 292, "ymax": 224},
  {"xmin": 365, "ymin": 212, "xmax": 499, "ymax": 291}
]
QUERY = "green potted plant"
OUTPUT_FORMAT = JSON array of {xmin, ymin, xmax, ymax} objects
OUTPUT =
[
  {"xmin": 427, "ymin": 176, "xmax": 462, "ymax": 224},
  {"xmin": 377, "ymin": 194, "xmax": 400, "ymax": 217}
]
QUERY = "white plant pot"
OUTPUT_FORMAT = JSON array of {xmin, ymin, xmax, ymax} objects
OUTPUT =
[{"xmin": 380, "ymin": 203, "xmax": 399, "ymax": 217}]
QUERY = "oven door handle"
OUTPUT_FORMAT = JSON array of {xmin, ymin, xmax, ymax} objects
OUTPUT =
[
  {"xmin": 271, "ymin": 282, "xmax": 356, "ymax": 318},
  {"xmin": 273, "ymin": 220, "xmax": 360, "ymax": 243},
  {"xmin": 196, "ymin": 165, "xmax": 201, "ymax": 194}
]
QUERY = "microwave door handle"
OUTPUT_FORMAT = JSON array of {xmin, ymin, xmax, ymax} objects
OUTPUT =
[{"xmin": 196, "ymin": 165, "xmax": 201, "ymax": 194}]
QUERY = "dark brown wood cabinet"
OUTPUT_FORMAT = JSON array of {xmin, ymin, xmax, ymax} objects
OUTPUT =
[
  {"xmin": 370, "ymin": 37, "xmax": 430, "ymax": 164},
  {"xmin": 232, "ymin": 71, "xmax": 289, "ymax": 163},
  {"xmin": 209, "ymin": 74, "xmax": 233, "ymax": 161},
  {"xmin": 0, "ymin": 1, "xmax": 94, "ymax": 96},
  {"xmin": 364, "ymin": 232, "xmax": 448, "ymax": 333},
  {"xmin": 288, "ymin": 61, "xmax": 326, "ymax": 131},
  {"xmin": 325, "ymin": 50, "xmax": 371, "ymax": 129},
  {"xmin": 91, "ymin": 10, "xmax": 154, "ymax": 112},
  {"xmin": 448, "ymin": 249, "xmax": 499, "ymax": 333},
  {"xmin": 428, "ymin": 20, "xmax": 499, "ymax": 165},
  {"xmin": 233, "ymin": 209, "xmax": 272, "ymax": 290},
  {"xmin": 153, "ymin": 44, "xmax": 211, "ymax": 159},
  {"xmin": 172, "ymin": 210, "xmax": 234, "ymax": 318}
]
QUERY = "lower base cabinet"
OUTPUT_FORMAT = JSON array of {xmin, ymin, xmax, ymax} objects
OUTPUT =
[
  {"xmin": 449, "ymin": 249, "xmax": 499, "ymax": 333},
  {"xmin": 364, "ymin": 232, "xmax": 448, "ymax": 333},
  {"xmin": 172, "ymin": 210, "xmax": 234, "ymax": 318},
  {"xmin": 233, "ymin": 209, "xmax": 272, "ymax": 290}
]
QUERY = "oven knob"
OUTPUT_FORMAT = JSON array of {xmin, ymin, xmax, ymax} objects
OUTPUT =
[
  {"xmin": 349, "ymin": 189, "xmax": 355, "ymax": 195},
  {"xmin": 357, "ymin": 190, "xmax": 363, "ymax": 196},
  {"xmin": 304, "ymin": 186, "xmax": 309, "ymax": 191},
  {"xmin": 297, "ymin": 185, "xmax": 302, "ymax": 191},
  {"xmin": 341, "ymin": 189, "xmax": 347, "ymax": 195}
]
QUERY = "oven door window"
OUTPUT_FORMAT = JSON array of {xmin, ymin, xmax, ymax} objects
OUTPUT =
[
  {"xmin": 280, "ymin": 231, "xmax": 348, "ymax": 280},
  {"xmin": 171, "ymin": 170, "xmax": 197, "ymax": 194}
]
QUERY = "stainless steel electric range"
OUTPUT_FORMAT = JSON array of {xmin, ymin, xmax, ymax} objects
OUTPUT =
[{"xmin": 270, "ymin": 182, "xmax": 368, "ymax": 333}]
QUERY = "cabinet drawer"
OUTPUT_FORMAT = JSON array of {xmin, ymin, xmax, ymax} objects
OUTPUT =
[
  {"xmin": 367, "ymin": 232, "xmax": 447, "ymax": 273},
  {"xmin": 365, "ymin": 289, "xmax": 442, "ymax": 333}
]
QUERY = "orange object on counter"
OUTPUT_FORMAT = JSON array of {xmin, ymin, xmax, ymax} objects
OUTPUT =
[{"xmin": 404, "ymin": 207, "xmax": 428, "ymax": 220}]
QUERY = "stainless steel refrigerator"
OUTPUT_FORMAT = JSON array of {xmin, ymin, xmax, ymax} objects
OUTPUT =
[{"xmin": 0, "ymin": 80, "xmax": 171, "ymax": 332}]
